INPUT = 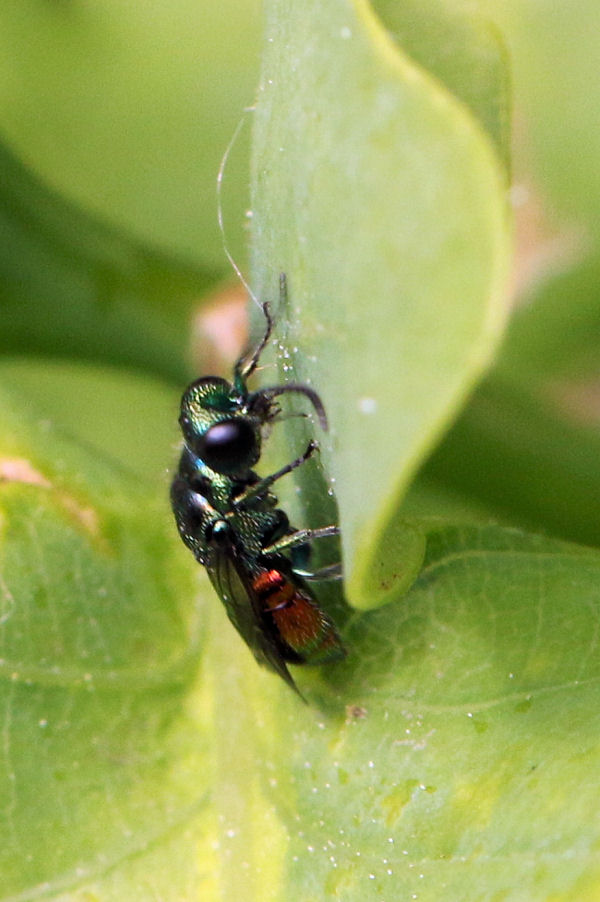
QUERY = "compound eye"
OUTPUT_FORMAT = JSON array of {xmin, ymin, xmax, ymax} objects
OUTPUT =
[{"xmin": 197, "ymin": 418, "xmax": 258, "ymax": 475}]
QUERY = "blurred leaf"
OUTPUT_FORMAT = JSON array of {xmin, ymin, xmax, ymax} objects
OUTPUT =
[
  {"xmin": 0, "ymin": 140, "xmax": 213, "ymax": 380},
  {"xmin": 423, "ymin": 375, "xmax": 600, "ymax": 548},
  {"xmin": 425, "ymin": 189, "xmax": 600, "ymax": 550},
  {"xmin": 420, "ymin": 5, "xmax": 600, "ymax": 547},
  {"xmin": 0, "ymin": 375, "xmax": 211, "ymax": 898},
  {"xmin": 490, "ymin": 1, "xmax": 600, "ymax": 238},
  {"xmin": 417, "ymin": 2, "xmax": 600, "ymax": 553},
  {"xmin": 470, "ymin": 0, "xmax": 600, "ymax": 387},
  {"xmin": 374, "ymin": 0, "xmax": 511, "ymax": 166},
  {"xmin": 498, "ymin": 257, "xmax": 600, "ymax": 382},
  {"xmin": 0, "ymin": 358, "xmax": 179, "ymax": 481},
  {"xmin": 0, "ymin": 0, "xmax": 262, "ymax": 268},
  {"xmin": 250, "ymin": 0, "xmax": 511, "ymax": 608}
]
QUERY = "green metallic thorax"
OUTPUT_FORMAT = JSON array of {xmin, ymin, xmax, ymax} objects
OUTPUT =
[{"xmin": 174, "ymin": 447, "xmax": 286, "ymax": 568}]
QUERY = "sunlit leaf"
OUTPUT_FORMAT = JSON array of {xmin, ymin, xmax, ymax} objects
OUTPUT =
[
  {"xmin": 251, "ymin": 0, "xmax": 511, "ymax": 608},
  {"xmin": 0, "ymin": 0, "xmax": 261, "ymax": 268}
]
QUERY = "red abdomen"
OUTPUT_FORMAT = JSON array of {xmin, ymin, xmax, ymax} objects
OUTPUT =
[{"xmin": 252, "ymin": 568, "xmax": 344, "ymax": 664}]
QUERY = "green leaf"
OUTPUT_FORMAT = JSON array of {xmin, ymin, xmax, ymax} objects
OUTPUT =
[
  {"xmin": 10, "ymin": 4, "xmax": 599, "ymax": 899},
  {"xmin": 0, "ymin": 0, "xmax": 262, "ymax": 269},
  {"xmin": 205, "ymin": 522, "xmax": 600, "ymax": 901},
  {"xmin": 423, "ymin": 373, "xmax": 600, "ymax": 548},
  {"xmin": 373, "ymin": 0, "xmax": 511, "ymax": 166},
  {"xmin": 419, "ymin": 2, "xmax": 600, "ymax": 550},
  {"xmin": 0, "ymin": 357, "xmax": 179, "ymax": 481},
  {"xmin": 0, "ymin": 373, "xmax": 213, "ymax": 898},
  {"xmin": 4, "ymin": 362, "xmax": 592, "ymax": 900},
  {"xmin": 4, "ymin": 369, "xmax": 600, "ymax": 901},
  {"xmin": 460, "ymin": 4, "xmax": 600, "ymax": 380},
  {"xmin": 250, "ymin": 0, "xmax": 511, "ymax": 608},
  {"xmin": 0, "ymin": 140, "xmax": 212, "ymax": 381},
  {"xmin": 497, "ymin": 257, "xmax": 600, "ymax": 382},
  {"xmin": 486, "ymin": 0, "xmax": 600, "ymax": 239}
]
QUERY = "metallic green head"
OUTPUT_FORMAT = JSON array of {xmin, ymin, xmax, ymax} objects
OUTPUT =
[{"xmin": 178, "ymin": 303, "xmax": 328, "ymax": 480}]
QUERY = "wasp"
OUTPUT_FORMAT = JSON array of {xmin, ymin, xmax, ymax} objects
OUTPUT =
[{"xmin": 171, "ymin": 276, "xmax": 345, "ymax": 694}]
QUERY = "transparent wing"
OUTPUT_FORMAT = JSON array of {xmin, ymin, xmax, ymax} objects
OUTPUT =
[{"xmin": 208, "ymin": 550, "xmax": 301, "ymax": 695}]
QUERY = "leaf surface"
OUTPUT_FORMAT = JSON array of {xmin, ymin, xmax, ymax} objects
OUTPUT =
[
  {"xmin": 0, "ymin": 0, "xmax": 262, "ymax": 268},
  {"xmin": 0, "ymin": 374, "xmax": 209, "ymax": 898},
  {"xmin": 250, "ymin": 0, "xmax": 511, "ymax": 609}
]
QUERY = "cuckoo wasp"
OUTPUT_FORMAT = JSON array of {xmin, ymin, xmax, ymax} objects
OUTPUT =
[{"xmin": 171, "ymin": 276, "xmax": 345, "ymax": 694}]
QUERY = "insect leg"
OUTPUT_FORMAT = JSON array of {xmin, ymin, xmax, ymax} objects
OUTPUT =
[
  {"xmin": 292, "ymin": 563, "xmax": 344, "ymax": 582},
  {"xmin": 233, "ymin": 440, "xmax": 319, "ymax": 509},
  {"xmin": 235, "ymin": 301, "xmax": 274, "ymax": 384},
  {"xmin": 262, "ymin": 524, "xmax": 340, "ymax": 555},
  {"xmin": 255, "ymin": 382, "xmax": 328, "ymax": 431}
]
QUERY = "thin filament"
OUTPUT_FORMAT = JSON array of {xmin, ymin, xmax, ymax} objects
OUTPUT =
[{"xmin": 216, "ymin": 107, "xmax": 262, "ymax": 309}]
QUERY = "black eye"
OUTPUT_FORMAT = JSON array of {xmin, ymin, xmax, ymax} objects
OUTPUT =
[{"xmin": 196, "ymin": 418, "xmax": 258, "ymax": 475}]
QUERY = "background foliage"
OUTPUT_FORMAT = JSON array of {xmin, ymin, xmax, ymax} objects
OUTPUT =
[{"xmin": 0, "ymin": 1, "xmax": 598, "ymax": 899}]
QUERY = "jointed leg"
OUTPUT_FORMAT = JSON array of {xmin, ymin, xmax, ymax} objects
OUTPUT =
[
  {"xmin": 292, "ymin": 562, "xmax": 344, "ymax": 581},
  {"xmin": 235, "ymin": 301, "xmax": 274, "ymax": 383},
  {"xmin": 262, "ymin": 524, "xmax": 340, "ymax": 555},
  {"xmin": 233, "ymin": 440, "xmax": 318, "ymax": 509}
]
